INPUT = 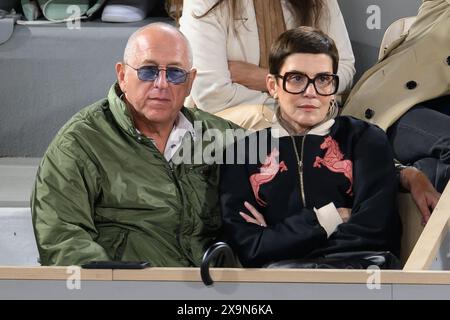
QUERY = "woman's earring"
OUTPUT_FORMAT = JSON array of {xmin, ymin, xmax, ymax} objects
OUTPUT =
[
  {"xmin": 328, "ymin": 99, "xmax": 339, "ymax": 118},
  {"xmin": 273, "ymin": 92, "xmax": 278, "ymax": 100}
]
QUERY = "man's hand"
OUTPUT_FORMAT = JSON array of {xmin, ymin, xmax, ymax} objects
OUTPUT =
[
  {"xmin": 400, "ymin": 166, "xmax": 441, "ymax": 224},
  {"xmin": 337, "ymin": 207, "xmax": 352, "ymax": 223},
  {"xmin": 239, "ymin": 201, "xmax": 267, "ymax": 227},
  {"xmin": 228, "ymin": 61, "xmax": 268, "ymax": 92}
]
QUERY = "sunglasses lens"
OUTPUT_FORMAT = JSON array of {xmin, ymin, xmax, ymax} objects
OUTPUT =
[
  {"xmin": 166, "ymin": 67, "xmax": 187, "ymax": 84},
  {"xmin": 137, "ymin": 66, "xmax": 159, "ymax": 81},
  {"xmin": 136, "ymin": 66, "xmax": 188, "ymax": 84}
]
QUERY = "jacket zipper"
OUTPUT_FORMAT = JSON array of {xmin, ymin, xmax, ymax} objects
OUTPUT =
[
  {"xmin": 169, "ymin": 165, "xmax": 186, "ymax": 256},
  {"xmin": 137, "ymin": 133, "xmax": 188, "ymax": 262},
  {"xmin": 290, "ymin": 135, "xmax": 307, "ymax": 208}
]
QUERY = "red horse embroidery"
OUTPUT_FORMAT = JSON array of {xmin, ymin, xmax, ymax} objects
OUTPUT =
[
  {"xmin": 250, "ymin": 148, "xmax": 288, "ymax": 207},
  {"xmin": 313, "ymin": 136, "xmax": 353, "ymax": 194}
]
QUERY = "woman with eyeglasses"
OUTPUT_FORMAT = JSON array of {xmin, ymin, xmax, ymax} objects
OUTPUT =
[
  {"xmin": 219, "ymin": 27, "xmax": 401, "ymax": 269},
  {"xmin": 175, "ymin": 0, "xmax": 355, "ymax": 130}
]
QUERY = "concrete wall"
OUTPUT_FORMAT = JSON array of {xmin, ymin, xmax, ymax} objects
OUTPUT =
[
  {"xmin": 0, "ymin": 18, "xmax": 171, "ymax": 157},
  {"xmin": 338, "ymin": 0, "xmax": 421, "ymax": 81}
]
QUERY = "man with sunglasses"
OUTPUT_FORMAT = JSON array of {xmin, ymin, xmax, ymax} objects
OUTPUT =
[{"xmin": 31, "ymin": 23, "xmax": 235, "ymax": 266}]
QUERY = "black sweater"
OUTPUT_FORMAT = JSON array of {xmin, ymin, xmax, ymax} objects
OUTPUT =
[{"xmin": 219, "ymin": 116, "xmax": 401, "ymax": 267}]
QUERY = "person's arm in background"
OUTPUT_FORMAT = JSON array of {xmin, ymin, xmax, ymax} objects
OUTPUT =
[
  {"xmin": 321, "ymin": 0, "xmax": 356, "ymax": 94},
  {"xmin": 228, "ymin": 60, "xmax": 268, "ymax": 92},
  {"xmin": 398, "ymin": 165, "xmax": 441, "ymax": 224},
  {"xmin": 31, "ymin": 143, "xmax": 110, "ymax": 265},
  {"xmin": 179, "ymin": 0, "xmax": 271, "ymax": 114}
]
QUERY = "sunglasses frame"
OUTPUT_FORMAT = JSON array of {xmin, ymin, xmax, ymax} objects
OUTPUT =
[{"xmin": 125, "ymin": 63, "xmax": 191, "ymax": 84}]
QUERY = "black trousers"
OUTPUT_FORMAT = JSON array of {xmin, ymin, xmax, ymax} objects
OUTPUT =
[{"xmin": 387, "ymin": 94, "xmax": 450, "ymax": 193}]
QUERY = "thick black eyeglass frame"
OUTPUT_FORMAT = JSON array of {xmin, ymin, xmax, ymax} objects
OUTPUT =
[
  {"xmin": 125, "ymin": 63, "xmax": 190, "ymax": 84},
  {"xmin": 275, "ymin": 72, "xmax": 339, "ymax": 96}
]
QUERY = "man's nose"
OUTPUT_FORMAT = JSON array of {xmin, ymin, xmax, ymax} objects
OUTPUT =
[{"xmin": 154, "ymin": 69, "xmax": 169, "ymax": 88}]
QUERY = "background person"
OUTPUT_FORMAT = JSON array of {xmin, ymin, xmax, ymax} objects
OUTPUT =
[
  {"xmin": 342, "ymin": 0, "xmax": 448, "ymax": 210},
  {"xmin": 177, "ymin": 0, "xmax": 355, "ymax": 129}
]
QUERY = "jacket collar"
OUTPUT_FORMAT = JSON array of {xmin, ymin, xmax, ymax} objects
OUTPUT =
[
  {"xmin": 108, "ymin": 83, "xmax": 136, "ymax": 137},
  {"xmin": 271, "ymin": 116, "xmax": 335, "ymax": 138}
]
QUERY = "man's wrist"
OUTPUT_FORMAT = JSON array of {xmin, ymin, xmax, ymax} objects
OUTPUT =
[
  {"xmin": 396, "ymin": 163, "xmax": 410, "ymax": 192},
  {"xmin": 398, "ymin": 165, "xmax": 419, "ymax": 193},
  {"xmin": 395, "ymin": 163, "xmax": 409, "ymax": 172}
]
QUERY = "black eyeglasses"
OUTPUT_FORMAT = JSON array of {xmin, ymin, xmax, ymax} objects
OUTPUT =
[
  {"xmin": 125, "ymin": 63, "xmax": 190, "ymax": 84},
  {"xmin": 275, "ymin": 72, "xmax": 339, "ymax": 96}
]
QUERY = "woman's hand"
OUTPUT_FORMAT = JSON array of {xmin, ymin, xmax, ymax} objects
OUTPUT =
[
  {"xmin": 337, "ymin": 207, "xmax": 352, "ymax": 223},
  {"xmin": 228, "ymin": 61, "xmax": 268, "ymax": 92},
  {"xmin": 239, "ymin": 201, "xmax": 267, "ymax": 227}
]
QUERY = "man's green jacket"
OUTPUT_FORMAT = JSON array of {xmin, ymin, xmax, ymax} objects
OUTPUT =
[{"xmin": 31, "ymin": 84, "xmax": 235, "ymax": 266}]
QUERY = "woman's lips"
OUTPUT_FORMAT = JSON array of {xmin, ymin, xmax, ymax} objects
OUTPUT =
[{"xmin": 298, "ymin": 104, "xmax": 318, "ymax": 110}]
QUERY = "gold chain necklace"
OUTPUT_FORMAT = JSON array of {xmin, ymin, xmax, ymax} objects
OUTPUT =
[{"xmin": 290, "ymin": 135, "xmax": 306, "ymax": 207}]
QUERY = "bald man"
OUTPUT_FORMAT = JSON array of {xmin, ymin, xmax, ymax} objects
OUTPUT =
[{"xmin": 31, "ymin": 23, "xmax": 235, "ymax": 266}]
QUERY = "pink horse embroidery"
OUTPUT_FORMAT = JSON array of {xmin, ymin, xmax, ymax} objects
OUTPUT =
[
  {"xmin": 313, "ymin": 136, "xmax": 353, "ymax": 194},
  {"xmin": 250, "ymin": 148, "xmax": 288, "ymax": 207}
]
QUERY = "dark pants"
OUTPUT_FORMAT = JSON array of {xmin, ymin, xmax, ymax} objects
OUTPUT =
[{"xmin": 387, "ymin": 95, "xmax": 450, "ymax": 193}]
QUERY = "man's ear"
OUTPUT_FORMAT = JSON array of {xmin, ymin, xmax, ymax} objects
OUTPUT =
[
  {"xmin": 266, "ymin": 74, "xmax": 277, "ymax": 97},
  {"xmin": 116, "ymin": 62, "xmax": 126, "ymax": 93}
]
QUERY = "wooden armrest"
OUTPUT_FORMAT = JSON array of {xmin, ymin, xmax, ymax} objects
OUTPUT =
[
  {"xmin": 398, "ymin": 193, "xmax": 424, "ymax": 266},
  {"xmin": 403, "ymin": 182, "xmax": 450, "ymax": 270}
]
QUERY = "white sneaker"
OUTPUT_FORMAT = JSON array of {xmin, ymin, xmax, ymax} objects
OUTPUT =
[{"xmin": 101, "ymin": 0, "xmax": 155, "ymax": 23}]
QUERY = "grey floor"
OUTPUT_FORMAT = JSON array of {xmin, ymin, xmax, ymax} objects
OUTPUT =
[
  {"xmin": 0, "ymin": 157, "xmax": 40, "ymax": 207},
  {"xmin": 0, "ymin": 158, "xmax": 40, "ymax": 265}
]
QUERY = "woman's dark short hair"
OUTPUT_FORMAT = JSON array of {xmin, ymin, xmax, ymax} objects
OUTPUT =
[{"xmin": 269, "ymin": 26, "xmax": 339, "ymax": 75}]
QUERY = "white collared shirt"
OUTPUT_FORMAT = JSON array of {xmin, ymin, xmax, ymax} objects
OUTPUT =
[
  {"xmin": 163, "ymin": 112, "xmax": 196, "ymax": 162},
  {"xmin": 137, "ymin": 112, "xmax": 196, "ymax": 162}
]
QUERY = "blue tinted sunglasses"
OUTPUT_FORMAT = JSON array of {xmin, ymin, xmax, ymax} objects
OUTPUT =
[{"xmin": 125, "ymin": 63, "xmax": 190, "ymax": 84}]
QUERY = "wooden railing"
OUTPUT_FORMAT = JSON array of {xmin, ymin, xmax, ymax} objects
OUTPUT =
[{"xmin": 404, "ymin": 182, "xmax": 450, "ymax": 270}]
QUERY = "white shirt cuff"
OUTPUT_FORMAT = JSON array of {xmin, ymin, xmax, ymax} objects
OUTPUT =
[{"xmin": 314, "ymin": 202, "xmax": 343, "ymax": 238}]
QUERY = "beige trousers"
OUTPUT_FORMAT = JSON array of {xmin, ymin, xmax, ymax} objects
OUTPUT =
[{"xmin": 214, "ymin": 104, "xmax": 275, "ymax": 130}]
